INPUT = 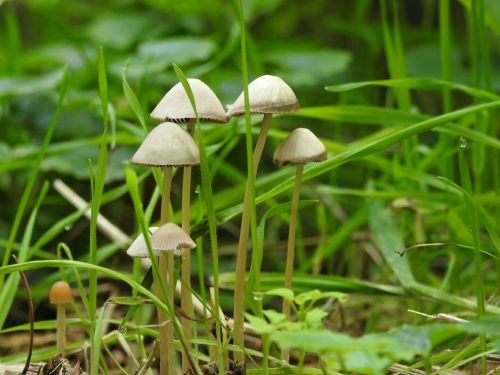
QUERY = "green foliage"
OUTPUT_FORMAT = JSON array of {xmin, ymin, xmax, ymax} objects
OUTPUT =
[{"xmin": 1, "ymin": 1, "xmax": 500, "ymax": 373}]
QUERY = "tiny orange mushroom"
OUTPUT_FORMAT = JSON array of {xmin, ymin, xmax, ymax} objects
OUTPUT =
[{"xmin": 50, "ymin": 281, "xmax": 74, "ymax": 354}]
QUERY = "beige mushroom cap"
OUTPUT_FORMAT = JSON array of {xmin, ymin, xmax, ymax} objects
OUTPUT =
[
  {"xmin": 273, "ymin": 128, "xmax": 327, "ymax": 166},
  {"xmin": 151, "ymin": 223, "xmax": 196, "ymax": 256},
  {"xmin": 151, "ymin": 79, "xmax": 227, "ymax": 123},
  {"xmin": 227, "ymin": 75, "xmax": 300, "ymax": 117},
  {"xmin": 126, "ymin": 227, "xmax": 159, "ymax": 258},
  {"xmin": 49, "ymin": 281, "xmax": 74, "ymax": 304},
  {"xmin": 131, "ymin": 122, "xmax": 200, "ymax": 167}
]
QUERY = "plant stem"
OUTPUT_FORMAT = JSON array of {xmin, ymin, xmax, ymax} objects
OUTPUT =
[
  {"xmin": 439, "ymin": 0, "xmax": 453, "ymax": 179},
  {"xmin": 233, "ymin": 113, "xmax": 272, "ymax": 362},
  {"xmin": 158, "ymin": 166, "xmax": 173, "ymax": 375},
  {"xmin": 181, "ymin": 120, "xmax": 195, "ymax": 372},
  {"xmin": 56, "ymin": 304, "xmax": 66, "ymax": 354},
  {"xmin": 262, "ymin": 333, "xmax": 270, "ymax": 375},
  {"xmin": 281, "ymin": 164, "xmax": 303, "ymax": 362}
]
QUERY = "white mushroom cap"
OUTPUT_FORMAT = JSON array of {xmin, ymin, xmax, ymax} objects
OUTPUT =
[
  {"xmin": 126, "ymin": 227, "xmax": 159, "ymax": 258},
  {"xmin": 151, "ymin": 223, "xmax": 196, "ymax": 256},
  {"xmin": 131, "ymin": 122, "xmax": 200, "ymax": 167},
  {"xmin": 151, "ymin": 79, "xmax": 227, "ymax": 123},
  {"xmin": 273, "ymin": 128, "xmax": 327, "ymax": 166},
  {"xmin": 227, "ymin": 75, "xmax": 300, "ymax": 117}
]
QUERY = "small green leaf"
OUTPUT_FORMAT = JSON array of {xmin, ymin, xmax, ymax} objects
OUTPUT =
[
  {"xmin": 262, "ymin": 288, "xmax": 295, "ymax": 302},
  {"xmin": 108, "ymin": 296, "xmax": 152, "ymax": 305}
]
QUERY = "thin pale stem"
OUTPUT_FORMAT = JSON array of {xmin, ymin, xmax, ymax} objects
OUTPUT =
[
  {"xmin": 158, "ymin": 166, "xmax": 174, "ymax": 375},
  {"xmin": 56, "ymin": 304, "xmax": 66, "ymax": 354},
  {"xmin": 181, "ymin": 120, "xmax": 195, "ymax": 372},
  {"xmin": 281, "ymin": 164, "xmax": 303, "ymax": 362},
  {"xmin": 167, "ymin": 251, "xmax": 175, "ymax": 371},
  {"xmin": 233, "ymin": 113, "xmax": 272, "ymax": 363}
]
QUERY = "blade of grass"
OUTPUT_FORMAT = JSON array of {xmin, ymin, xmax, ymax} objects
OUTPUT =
[
  {"xmin": 173, "ymin": 63, "xmax": 222, "ymax": 373},
  {"xmin": 89, "ymin": 48, "xmax": 109, "ymax": 364},
  {"xmin": 254, "ymin": 101, "xmax": 500, "ymax": 206},
  {"xmin": 325, "ymin": 77, "xmax": 500, "ymax": 101},
  {"xmin": 0, "ymin": 181, "xmax": 49, "ymax": 328},
  {"xmin": 233, "ymin": 0, "xmax": 259, "ymax": 364},
  {"xmin": 439, "ymin": 0, "xmax": 454, "ymax": 179},
  {"xmin": 91, "ymin": 302, "xmax": 108, "ymax": 375}
]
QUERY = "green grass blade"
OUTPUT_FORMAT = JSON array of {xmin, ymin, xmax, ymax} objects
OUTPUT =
[
  {"xmin": 91, "ymin": 303, "xmax": 108, "ymax": 375},
  {"xmin": 255, "ymin": 101, "xmax": 500, "ymax": 206},
  {"xmin": 0, "ymin": 181, "xmax": 49, "ymax": 328},
  {"xmin": 122, "ymin": 61, "xmax": 148, "ymax": 132},
  {"xmin": 89, "ymin": 47, "xmax": 109, "ymax": 352},
  {"xmin": 325, "ymin": 77, "xmax": 500, "ymax": 101},
  {"xmin": 173, "ymin": 63, "xmax": 220, "ymax": 374}
]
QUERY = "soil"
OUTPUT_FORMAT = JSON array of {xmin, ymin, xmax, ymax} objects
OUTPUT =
[{"xmin": 201, "ymin": 360, "xmax": 246, "ymax": 375}]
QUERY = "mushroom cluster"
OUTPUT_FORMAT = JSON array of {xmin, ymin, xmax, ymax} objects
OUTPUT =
[
  {"xmin": 129, "ymin": 78, "xmax": 227, "ymax": 375},
  {"xmin": 126, "ymin": 73, "xmax": 327, "ymax": 374}
]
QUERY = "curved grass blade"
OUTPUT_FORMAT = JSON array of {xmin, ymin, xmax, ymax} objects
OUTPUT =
[{"xmin": 326, "ymin": 77, "xmax": 500, "ymax": 101}]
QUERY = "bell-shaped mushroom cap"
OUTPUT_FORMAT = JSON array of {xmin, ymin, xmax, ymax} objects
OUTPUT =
[
  {"xmin": 49, "ymin": 281, "xmax": 74, "ymax": 304},
  {"xmin": 151, "ymin": 223, "xmax": 196, "ymax": 256},
  {"xmin": 151, "ymin": 79, "xmax": 227, "ymax": 123},
  {"xmin": 227, "ymin": 75, "xmax": 300, "ymax": 117},
  {"xmin": 273, "ymin": 128, "xmax": 327, "ymax": 166},
  {"xmin": 131, "ymin": 122, "xmax": 200, "ymax": 167},
  {"xmin": 126, "ymin": 227, "xmax": 159, "ymax": 258}
]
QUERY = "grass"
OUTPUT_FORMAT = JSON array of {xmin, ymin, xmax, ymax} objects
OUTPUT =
[{"xmin": 1, "ymin": 1, "xmax": 500, "ymax": 374}]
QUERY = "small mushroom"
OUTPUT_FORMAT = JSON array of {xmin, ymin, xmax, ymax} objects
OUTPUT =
[
  {"xmin": 49, "ymin": 281, "xmax": 74, "ymax": 354},
  {"xmin": 273, "ymin": 128, "xmax": 326, "ymax": 362},
  {"xmin": 151, "ymin": 222, "xmax": 196, "ymax": 371},
  {"xmin": 227, "ymin": 75, "xmax": 299, "ymax": 361},
  {"xmin": 151, "ymin": 222, "xmax": 196, "ymax": 255},
  {"xmin": 150, "ymin": 79, "xmax": 227, "ymax": 124},
  {"xmin": 126, "ymin": 227, "xmax": 159, "ymax": 258},
  {"xmin": 131, "ymin": 122, "xmax": 199, "ymax": 375},
  {"xmin": 131, "ymin": 122, "xmax": 200, "ymax": 168}
]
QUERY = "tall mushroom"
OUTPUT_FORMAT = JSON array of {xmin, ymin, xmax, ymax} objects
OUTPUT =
[
  {"xmin": 131, "ymin": 122, "xmax": 199, "ymax": 375},
  {"xmin": 227, "ymin": 75, "xmax": 299, "ymax": 361},
  {"xmin": 150, "ymin": 78, "xmax": 227, "ymax": 373},
  {"xmin": 49, "ymin": 281, "xmax": 74, "ymax": 354},
  {"xmin": 273, "ymin": 128, "xmax": 326, "ymax": 362}
]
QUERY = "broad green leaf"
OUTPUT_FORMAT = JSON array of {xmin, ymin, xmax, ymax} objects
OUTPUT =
[
  {"xmin": 264, "ymin": 48, "xmax": 352, "ymax": 86},
  {"xmin": 0, "ymin": 69, "xmax": 64, "ymax": 97},
  {"xmin": 139, "ymin": 37, "xmax": 216, "ymax": 64},
  {"xmin": 367, "ymin": 188, "xmax": 415, "ymax": 286}
]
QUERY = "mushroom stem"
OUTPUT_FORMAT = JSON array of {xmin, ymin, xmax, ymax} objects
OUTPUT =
[
  {"xmin": 181, "ymin": 120, "xmax": 195, "ymax": 372},
  {"xmin": 158, "ymin": 166, "xmax": 174, "ymax": 375},
  {"xmin": 233, "ymin": 113, "xmax": 272, "ymax": 362},
  {"xmin": 56, "ymin": 303, "xmax": 66, "ymax": 354},
  {"xmin": 281, "ymin": 163, "xmax": 303, "ymax": 362}
]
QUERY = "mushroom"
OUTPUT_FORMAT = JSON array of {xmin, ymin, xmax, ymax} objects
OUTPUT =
[
  {"xmin": 227, "ymin": 75, "xmax": 299, "ymax": 360},
  {"xmin": 273, "ymin": 128, "xmax": 326, "ymax": 362},
  {"xmin": 151, "ymin": 222, "xmax": 196, "ymax": 372},
  {"xmin": 126, "ymin": 227, "xmax": 158, "ymax": 258},
  {"xmin": 150, "ymin": 78, "xmax": 227, "ymax": 373},
  {"xmin": 150, "ymin": 79, "xmax": 227, "ymax": 124},
  {"xmin": 131, "ymin": 122, "xmax": 199, "ymax": 375},
  {"xmin": 49, "ymin": 281, "xmax": 74, "ymax": 354}
]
